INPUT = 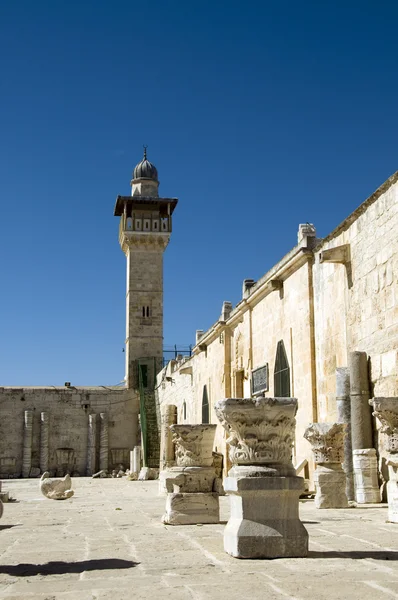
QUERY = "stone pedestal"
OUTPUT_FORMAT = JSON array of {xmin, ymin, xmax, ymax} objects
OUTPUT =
[
  {"xmin": 304, "ymin": 423, "xmax": 349, "ymax": 509},
  {"xmin": 215, "ymin": 398, "xmax": 308, "ymax": 559},
  {"xmin": 371, "ymin": 398, "xmax": 398, "ymax": 519},
  {"xmin": 353, "ymin": 449, "xmax": 380, "ymax": 503},
  {"xmin": 161, "ymin": 424, "xmax": 218, "ymax": 525}
]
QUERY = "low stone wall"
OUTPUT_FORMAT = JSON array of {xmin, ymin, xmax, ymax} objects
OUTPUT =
[{"xmin": 0, "ymin": 387, "xmax": 139, "ymax": 478}]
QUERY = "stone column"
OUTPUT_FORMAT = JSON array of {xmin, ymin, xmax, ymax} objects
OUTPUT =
[
  {"xmin": 40, "ymin": 412, "xmax": 49, "ymax": 474},
  {"xmin": 304, "ymin": 423, "xmax": 349, "ymax": 508},
  {"xmin": 349, "ymin": 352, "xmax": 379, "ymax": 503},
  {"xmin": 159, "ymin": 405, "xmax": 178, "ymax": 471},
  {"xmin": 86, "ymin": 414, "xmax": 97, "ymax": 476},
  {"xmin": 371, "ymin": 398, "xmax": 398, "ymax": 521},
  {"xmin": 99, "ymin": 413, "xmax": 109, "ymax": 472},
  {"xmin": 161, "ymin": 424, "xmax": 219, "ymax": 525},
  {"xmin": 130, "ymin": 446, "xmax": 141, "ymax": 475},
  {"xmin": 22, "ymin": 410, "xmax": 33, "ymax": 478},
  {"xmin": 336, "ymin": 368, "xmax": 354, "ymax": 501},
  {"xmin": 215, "ymin": 397, "xmax": 308, "ymax": 559}
]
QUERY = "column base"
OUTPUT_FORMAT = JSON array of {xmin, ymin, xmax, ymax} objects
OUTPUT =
[
  {"xmin": 314, "ymin": 464, "xmax": 349, "ymax": 509},
  {"xmin": 162, "ymin": 492, "xmax": 219, "ymax": 525},
  {"xmin": 353, "ymin": 449, "xmax": 380, "ymax": 504},
  {"xmin": 224, "ymin": 474, "xmax": 308, "ymax": 559}
]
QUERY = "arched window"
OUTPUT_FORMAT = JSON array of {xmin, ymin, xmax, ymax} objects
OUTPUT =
[
  {"xmin": 274, "ymin": 340, "xmax": 290, "ymax": 397},
  {"xmin": 183, "ymin": 401, "xmax": 187, "ymax": 421},
  {"xmin": 202, "ymin": 385, "xmax": 209, "ymax": 424}
]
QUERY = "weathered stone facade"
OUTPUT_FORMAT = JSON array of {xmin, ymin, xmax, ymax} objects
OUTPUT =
[
  {"xmin": 0, "ymin": 387, "xmax": 137, "ymax": 478},
  {"xmin": 157, "ymin": 171, "xmax": 398, "ymax": 490}
]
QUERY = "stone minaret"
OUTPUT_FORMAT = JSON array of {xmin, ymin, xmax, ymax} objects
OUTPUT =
[{"xmin": 114, "ymin": 148, "xmax": 178, "ymax": 390}]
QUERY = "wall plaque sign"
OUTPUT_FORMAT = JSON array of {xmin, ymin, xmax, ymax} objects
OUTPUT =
[{"xmin": 251, "ymin": 364, "xmax": 269, "ymax": 395}]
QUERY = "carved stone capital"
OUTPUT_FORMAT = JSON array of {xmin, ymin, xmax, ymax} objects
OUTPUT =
[
  {"xmin": 371, "ymin": 397, "xmax": 398, "ymax": 453},
  {"xmin": 170, "ymin": 424, "xmax": 217, "ymax": 467},
  {"xmin": 214, "ymin": 397, "xmax": 297, "ymax": 467},
  {"xmin": 304, "ymin": 423, "xmax": 346, "ymax": 464}
]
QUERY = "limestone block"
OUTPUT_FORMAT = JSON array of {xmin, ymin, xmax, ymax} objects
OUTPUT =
[
  {"xmin": 40, "ymin": 472, "xmax": 74, "ymax": 500},
  {"xmin": 162, "ymin": 492, "xmax": 219, "ymax": 525},
  {"xmin": 0, "ymin": 491, "xmax": 9, "ymax": 503},
  {"xmin": 313, "ymin": 464, "xmax": 349, "ymax": 509},
  {"xmin": 161, "ymin": 466, "xmax": 216, "ymax": 494},
  {"xmin": 213, "ymin": 477, "xmax": 225, "ymax": 496},
  {"xmin": 138, "ymin": 467, "xmax": 158, "ymax": 480},
  {"xmin": 223, "ymin": 474, "xmax": 308, "ymax": 559},
  {"xmin": 353, "ymin": 449, "xmax": 380, "ymax": 503}
]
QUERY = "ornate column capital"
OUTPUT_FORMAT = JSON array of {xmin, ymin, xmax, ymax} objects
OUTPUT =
[
  {"xmin": 170, "ymin": 424, "xmax": 217, "ymax": 467},
  {"xmin": 214, "ymin": 397, "xmax": 297, "ymax": 468},
  {"xmin": 304, "ymin": 423, "xmax": 346, "ymax": 464},
  {"xmin": 371, "ymin": 397, "xmax": 398, "ymax": 453}
]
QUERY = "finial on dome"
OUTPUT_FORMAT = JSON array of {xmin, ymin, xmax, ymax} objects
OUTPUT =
[{"xmin": 143, "ymin": 144, "xmax": 148, "ymax": 160}]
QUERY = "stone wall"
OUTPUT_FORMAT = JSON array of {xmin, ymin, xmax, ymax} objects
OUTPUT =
[
  {"xmin": 313, "ymin": 174, "xmax": 398, "ymax": 420},
  {"xmin": 157, "ymin": 171, "xmax": 398, "ymax": 484},
  {"xmin": 0, "ymin": 387, "xmax": 139, "ymax": 478}
]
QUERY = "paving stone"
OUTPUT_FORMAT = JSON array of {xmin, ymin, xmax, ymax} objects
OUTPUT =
[{"xmin": 1, "ymin": 479, "xmax": 398, "ymax": 600}]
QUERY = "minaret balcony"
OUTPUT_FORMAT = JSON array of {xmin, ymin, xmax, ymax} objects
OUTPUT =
[{"xmin": 120, "ymin": 212, "xmax": 170, "ymax": 234}]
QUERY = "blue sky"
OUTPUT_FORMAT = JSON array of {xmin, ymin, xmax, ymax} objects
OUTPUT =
[{"xmin": 1, "ymin": 1, "xmax": 397, "ymax": 385}]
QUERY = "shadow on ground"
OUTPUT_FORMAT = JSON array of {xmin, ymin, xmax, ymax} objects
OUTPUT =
[
  {"xmin": 0, "ymin": 559, "xmax": 139, "ymax": 576},
  {"xmin": 308, "ymin": 551, "xmax": 398, "ymax": 560}
]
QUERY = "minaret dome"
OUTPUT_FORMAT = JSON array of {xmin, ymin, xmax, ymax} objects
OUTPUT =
[{"xmin": 131, "ymin": 147, "xmax": 159, "ymax": 197}]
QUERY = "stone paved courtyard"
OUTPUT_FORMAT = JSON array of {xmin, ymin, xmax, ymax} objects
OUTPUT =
[{"xmin": 1, "ymin": 479, "xmax": 398, "ymax": 599}]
